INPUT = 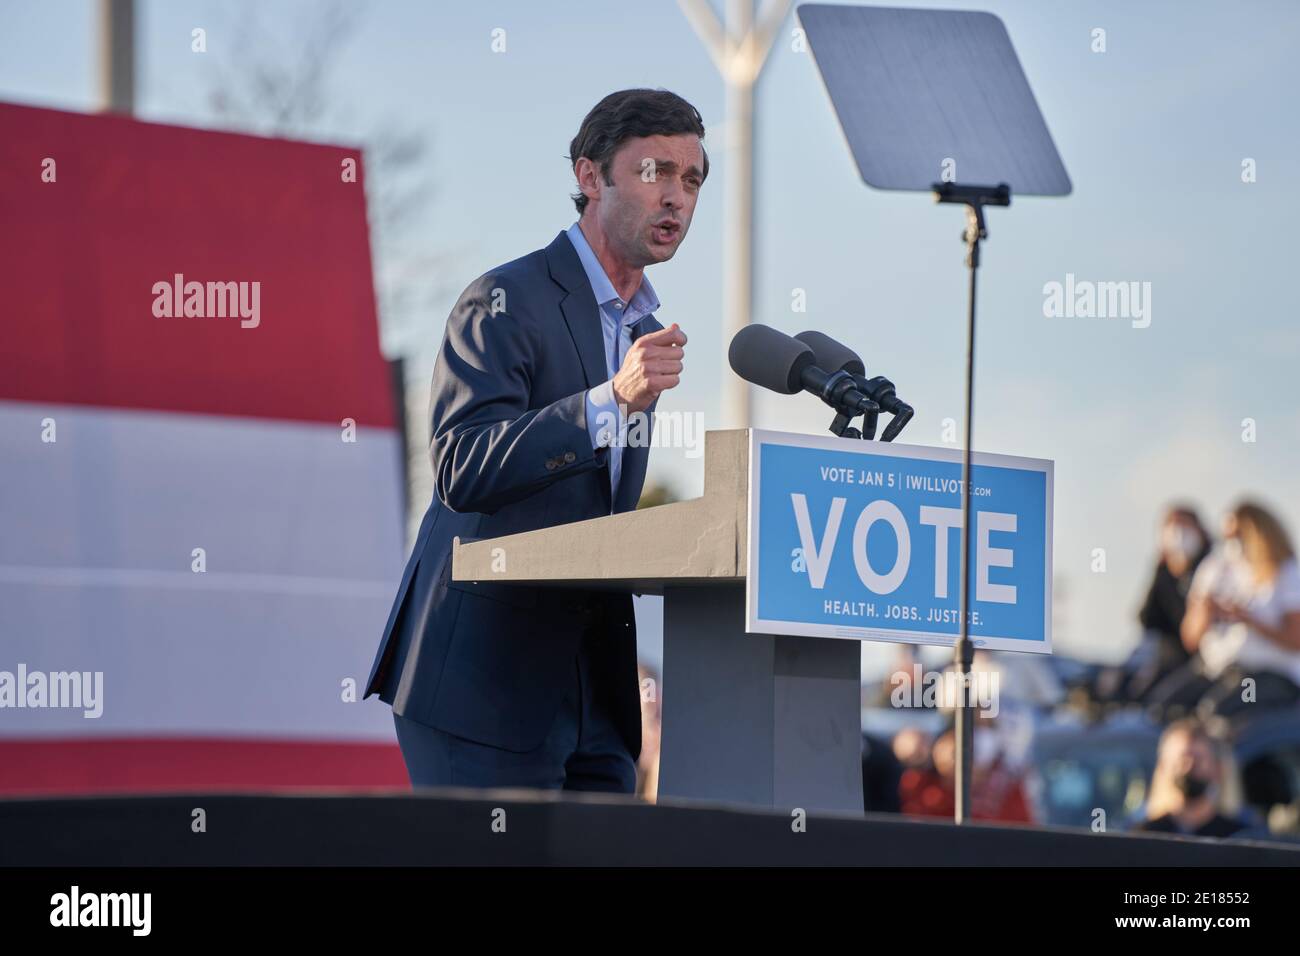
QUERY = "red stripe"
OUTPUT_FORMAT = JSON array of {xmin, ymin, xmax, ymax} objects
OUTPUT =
[
  {"xmin": 0, "ymin": 102, "xmax": 394, "ymax": 427},
  {"xmin": 0, "ymin": 737, "xmax": 411, "ymax": 796}
]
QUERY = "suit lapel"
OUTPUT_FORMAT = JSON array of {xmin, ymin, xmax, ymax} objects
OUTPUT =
[{"xmin": 547, "ymin": 231, "xmax": 608, "ymax": 390}]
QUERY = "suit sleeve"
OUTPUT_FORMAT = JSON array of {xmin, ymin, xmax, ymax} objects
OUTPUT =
[{"xmin": 429, "ymin": 274, "xmax": 608, "ymax": 515}]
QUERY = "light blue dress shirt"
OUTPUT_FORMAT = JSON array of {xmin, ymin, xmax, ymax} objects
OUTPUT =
[{"xmin": 565, "ymin": 220, "xmax": 660, "ymax": 502}]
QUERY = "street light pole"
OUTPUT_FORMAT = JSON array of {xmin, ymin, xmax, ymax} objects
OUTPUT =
[
  {"xmin": 98, "ymin": 0, "xmax": 136, "ymax": 115},
  {"xmin": 679, "ymin": 0, "xmax": 791, "ymax": 429}
]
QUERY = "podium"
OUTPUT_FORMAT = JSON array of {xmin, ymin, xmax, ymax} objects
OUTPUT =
[{"xmin": 452, "ymin": 429, "xmax": 863, "ymax": 814}]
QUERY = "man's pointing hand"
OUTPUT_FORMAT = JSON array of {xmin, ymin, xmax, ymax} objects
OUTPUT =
[{"xmin": 612, "ymin": 322, "xmax": 686, "ymax": 415}]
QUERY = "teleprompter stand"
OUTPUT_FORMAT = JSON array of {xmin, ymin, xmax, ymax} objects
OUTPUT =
[{"xmin": 798, "ymin": 3, "xmax": 1071, "ymax": 822}]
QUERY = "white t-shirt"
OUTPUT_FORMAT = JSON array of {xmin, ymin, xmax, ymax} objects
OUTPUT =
[{"xmin": 1191, "ymin": 554, "xmax": 1300, "ymax": 684}]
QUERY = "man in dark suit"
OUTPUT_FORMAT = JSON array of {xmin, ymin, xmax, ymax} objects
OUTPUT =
[{"xmin": 363, "ymin": 89, "xmax": 707, "ymax": 793}]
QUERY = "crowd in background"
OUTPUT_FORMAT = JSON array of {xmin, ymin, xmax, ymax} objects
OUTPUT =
[{"xmin": 634, "ymin": 499, "xmax": 1300, "ymax": 842}]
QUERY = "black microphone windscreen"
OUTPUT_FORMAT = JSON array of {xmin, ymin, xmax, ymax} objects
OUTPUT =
[
  {"xmin": 795, "ymin": 330, "xmax": 865, "ymax": 376},
  {"xmin": 728, "ymin": 325, "xmax": 815, "ymax": 394}
]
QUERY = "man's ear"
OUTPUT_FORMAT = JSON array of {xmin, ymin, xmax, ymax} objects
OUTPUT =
[{"xmin": 576, "ymin": 157, "xmax": 601, "ymax": 202}]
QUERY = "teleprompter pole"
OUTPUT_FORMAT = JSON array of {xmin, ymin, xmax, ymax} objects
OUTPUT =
[{"xmin": 933, "ymin": 182, "xmax": 1010, "ymax": 824}]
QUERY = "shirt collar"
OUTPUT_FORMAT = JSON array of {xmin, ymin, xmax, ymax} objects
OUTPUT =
[{"xmin": 565, "ymin": 220, "xmax": 660, "ymax": 324}]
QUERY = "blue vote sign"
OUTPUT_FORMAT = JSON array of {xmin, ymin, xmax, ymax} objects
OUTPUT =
[{"xmin": 746, "ymin": 429, "xmax": 1053, "ymax": 653}]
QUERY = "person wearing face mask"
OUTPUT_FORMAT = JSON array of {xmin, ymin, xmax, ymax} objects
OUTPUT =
[
  {"xmin": 1133, "ymin": 718, "xmax": 1249, "ymax": 838},
  {"xmin": 1126, "ymin": 507, "xmax": 1211, "ymax": 701},
  {"xmin": 1148, "ymin": 501, "xmax": 1300, "ymax": 719}
]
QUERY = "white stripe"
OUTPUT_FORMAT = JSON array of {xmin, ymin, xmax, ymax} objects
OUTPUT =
[
  {"xmin": 0, "ymin": 401, "xmax": 405, "ymax": 578},
  {"xmin": 0, "ymin": 564, "xmax": 394, "ymax": 599},
  {"xmin": 0, "ymin": 402, "xmax": 405, "ymax": 741}
]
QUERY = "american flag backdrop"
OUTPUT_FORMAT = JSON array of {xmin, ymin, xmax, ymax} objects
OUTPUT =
[{"xmin": 0, "ymin": 103, "xmax": 408, "ymax": 794}]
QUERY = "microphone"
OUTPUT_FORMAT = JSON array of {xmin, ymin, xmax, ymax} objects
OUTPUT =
[
  {"xmin": 793, "ymin": 330, "xmax": 911, "ymax": 416},
  {"xmin": 728, "ymin": 325, "xmax": 879, "ymax": 417},
  {"xmin": 792, "ymin": 329, "xmax": 865, "ymax": 377},
  {"xmin": 793, "ymin": 330, "xmax": 915, "ymax": 441}
]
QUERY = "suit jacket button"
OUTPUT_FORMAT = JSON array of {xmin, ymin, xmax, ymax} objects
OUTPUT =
[
  {"xmin": 564, "ymin": 451, "xmax": 576, "ymax": 463},
  {"xmin": 545, "ymin": 459, "xmax": 557, "ymax": 470}
]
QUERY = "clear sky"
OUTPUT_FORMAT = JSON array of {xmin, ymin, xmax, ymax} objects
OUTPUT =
[{"xmin": 3, "ymin": 0, "xmax": 1298, "ymax": 665}]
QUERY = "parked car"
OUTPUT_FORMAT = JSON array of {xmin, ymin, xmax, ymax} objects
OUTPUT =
[
  {"xmin": 1027, "ymin": 712, "xmax": 1160, "ymax": 829},
  {"xmin": 1028, "ymin": 707, "xmax": 1300, "ymax": 838}
]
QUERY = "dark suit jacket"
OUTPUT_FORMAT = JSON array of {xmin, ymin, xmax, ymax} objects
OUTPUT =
[{"xmin": 363, "ymin": 229, "xmax": 662, "ymax": 757}]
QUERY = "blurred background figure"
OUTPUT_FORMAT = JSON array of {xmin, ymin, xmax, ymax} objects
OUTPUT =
[
  {"xmin": 1133, "ymin": 718, "xmax": 1251, "ymax": 838},
  {"xmin": 862, "ymin": 732, "xmax": 903, "ymax": 814},
  {"xmin": 891, "ymin": 726, "xmax": 933, "ymax": 774},
  {"xmin": 1149, "ymin": 501, "xmax": 1300, "ymax": 720},
  {"xmin": 1088, "ymin": 505, "xmax": 1209, "ymax": 710},
  {"xmin": 896, "ymin": 717, "xmax": 1035, "ymax": 825},
  {"xmin": 1125, "ymin": 506, "xmax": 1212, "ymax": 701},
  {"xmin": 636, "ymin": 662, "xmax": 661, "ymax": 803}
]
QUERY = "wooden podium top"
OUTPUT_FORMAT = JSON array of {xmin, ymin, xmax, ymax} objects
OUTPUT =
[{"xmin": 452, "ymin": 429, "xmax": 750, "ymax": 593}]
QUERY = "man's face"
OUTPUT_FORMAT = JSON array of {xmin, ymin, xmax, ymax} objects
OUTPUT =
[{"xmin": 588, "ymin": 133, "xmax": 703, "ymax": 266}]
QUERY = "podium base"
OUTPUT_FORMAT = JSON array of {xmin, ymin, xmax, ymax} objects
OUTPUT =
[{"xmin": 658, "ymin": 585, "xmax": 864, "ymax": 814}]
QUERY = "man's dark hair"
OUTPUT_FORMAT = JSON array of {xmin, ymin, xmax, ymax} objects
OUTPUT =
[{"xmin": 568, "ymin": 88, "xmax": 708, "ymax": 215}]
